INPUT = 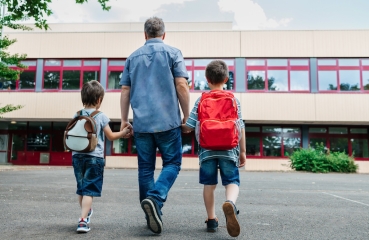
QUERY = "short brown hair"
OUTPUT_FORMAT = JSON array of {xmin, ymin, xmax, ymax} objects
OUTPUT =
[
  {"xmin": 81, "ymin": 80, "xmax": 105, "ymax": 106},
  {"xmin": 144, "ymin": 17, "xmax": 165, "ymax": 38},
  {"xmin": 205, "ymin": 60, "xmax": 229, "ymax": 85}
]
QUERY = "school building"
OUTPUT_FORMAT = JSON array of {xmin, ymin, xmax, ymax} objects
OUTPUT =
[{"xmin": 1, "ymin": 22, "xmax": 369, "ymax": 173}]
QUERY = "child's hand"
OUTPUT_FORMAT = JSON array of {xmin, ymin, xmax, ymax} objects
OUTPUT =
[
  {"xmin": 122, "ymin": 125, "xmax": 133, "ymax": 138},
  {"xmin": 181, "ymin": 124, "xmax": 193, "ymax": 133},
  {"xmin": 238, "ymin": 152, "xmax": 246, "ymax": 168}
]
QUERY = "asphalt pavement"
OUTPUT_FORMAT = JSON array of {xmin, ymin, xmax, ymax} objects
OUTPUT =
[{"xmin": 0, "ymin": 167, "xmax": 368, "ymax": 240}]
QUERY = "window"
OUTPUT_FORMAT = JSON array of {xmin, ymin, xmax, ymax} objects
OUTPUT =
[
  {"xmin": 186, "ymin": 59, "xmax": 235, "ymax": 91},
  {"xmin": 43, "ymin": 59, "xmax": 100, "ymax": 90},
  {"xmin": 246, "ymin": 125, "xmax": 301, "ymax": 157},
  {"xmin": 27, "ymin": 133, "xmax": 50, "ymax": 151},
  {"xmin": 110, "ymin": 124, "xmax": 198, "ymax": 156},
  {"xmin": 246, "ymin": 59, "xmax": 310, "ymax": 92},
  {"xmin": 107, "ymin": 60, "xmax": 125, "ymax": 90},
  {"xmin": 308, "ymin": 126, "xmax": 369, "ymax": 159},
  {"xmin": 0, "ymin": 60, "xmax": 37, "ymax": 91},
  {"xmin": 111, "ymin": 124, "xmax": 137, "ymax": 154},
  {"xmin": 317, "ymin": 58, "xmax": 369, "ymax": 92}
]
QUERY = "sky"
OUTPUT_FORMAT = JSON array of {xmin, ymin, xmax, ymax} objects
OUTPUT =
[{"xmin": 40, "ymin": 0, "xmax": 369, "ymax": 30}]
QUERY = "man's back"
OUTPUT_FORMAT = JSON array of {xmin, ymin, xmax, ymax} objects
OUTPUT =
[{"xmin": 120, "ymin": 38, "xmax": 188, "ymax": 133}]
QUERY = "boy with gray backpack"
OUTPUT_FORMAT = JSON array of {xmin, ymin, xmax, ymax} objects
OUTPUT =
[{"xmin": 65, "ymin": 80, "xmax": 132, "ymax": 233}]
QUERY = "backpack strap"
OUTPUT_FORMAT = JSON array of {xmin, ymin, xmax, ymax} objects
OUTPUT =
[
  {"xmin": 90, "ymin": 110, "xmax": 101, "ymax": 118},
  {"xmin": 77, "ymin": 110, "xmax": 101, "ymax": 118}
]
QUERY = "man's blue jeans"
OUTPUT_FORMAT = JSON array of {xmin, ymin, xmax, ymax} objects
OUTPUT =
[{"xmin": 134, "ymin": 127, "xmax": 182, "ymax": 211}]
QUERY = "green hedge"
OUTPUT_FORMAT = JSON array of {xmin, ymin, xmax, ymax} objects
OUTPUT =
[{"xmin": 289, "ymin": 143, "xmax": 358, "ymax": 173}]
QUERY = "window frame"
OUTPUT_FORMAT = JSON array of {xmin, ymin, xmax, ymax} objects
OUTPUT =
[
  {"xmin": 106, "ymin": 59, "xmax": 125, "ymax": 92},
  {"xmin": 246, "ymin": 58, "xmax": 310, "ymax": 92},
  {"xmin": 308, "ymin": 126, "xmax": 369, "ymax": 160},
  {"xmin": 317, "ymin": 58, "xmax": 369, "ymax": 92},
  {"xmin": 186, "ymin": 59, "xmax": 236, "ymax": 92},
  {"xmin": 0, "ymin": 60, "xmax": 37, "ymax": 92},
  {"xmin": 42, "ymin": 59, "xmax": 101, "ymax": 91},
  {"xmin": 245, "ymin": 125, "xmax": 302, "ymax": 158}
]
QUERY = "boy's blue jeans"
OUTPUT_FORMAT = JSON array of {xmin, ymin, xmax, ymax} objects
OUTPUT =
[{"xmin": 134, "ymin": 127, "xmax": 182, "ymax": 211}]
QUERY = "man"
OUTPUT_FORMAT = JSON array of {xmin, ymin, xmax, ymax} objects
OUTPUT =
[{"xmin": 119, "ymin": 17, "xmax": 190, "ymax": 234}]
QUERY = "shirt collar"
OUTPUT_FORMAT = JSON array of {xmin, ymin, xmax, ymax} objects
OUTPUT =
[{"xmin": 145, "ymin": 38, "xmax": 164, "ymax": 45}]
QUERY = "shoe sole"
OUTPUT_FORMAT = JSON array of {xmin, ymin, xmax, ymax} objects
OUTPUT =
[
  {"xmin": 222, "ymin": 202, "xmax": 240, "ymax": 237},
  {"xmin": 141, "ymin": 199, "xmax": 162, "ymax": 234},
  {"xmin": 77, "ymin": 227, "xmax": 90, "ymax": 233}
]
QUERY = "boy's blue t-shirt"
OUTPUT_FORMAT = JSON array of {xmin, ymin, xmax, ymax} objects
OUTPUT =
[
  {"xmin": 185, "ymin": 95, "xmax": 244, "ymax": 166},
  {"xmin": 71, "ymin": 108, "xmax": 110, "ymax": 158}
]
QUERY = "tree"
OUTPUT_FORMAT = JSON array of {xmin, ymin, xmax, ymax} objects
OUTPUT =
[
  {"xmin": 247, "ymin": 75, "xmax": 277, "ymax": 91},
  {"xmin": 0, "ymin": 0, "xmax": 110, "ymax": 116}
]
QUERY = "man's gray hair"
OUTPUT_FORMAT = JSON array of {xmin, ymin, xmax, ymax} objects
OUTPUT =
[{"xmin": 144, "ymin": 17, "xmax": 165, "ymax": 38}]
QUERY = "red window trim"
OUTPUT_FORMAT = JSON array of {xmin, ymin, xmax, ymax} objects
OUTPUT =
[
  {"xmin": 1, "ymin": 63, "xmax": 37, "ymax": 92},
  {"xmin": 245, "ymin": 125, "xmax": 302, "ymax": 159},
  {"xmin": 186, "ymin": 59, "xmax": 236, "ymax": 92},
  {"xmin": 246, "ymin": 58, "xmax": 311, "ymax": 93},
  {"xmin": 42, "ymin": 59, "xmax": 101, "ymax": 91},
  {"xmin": 317, "ymin": 58, "xmax": 369, "ymax": 92},
  {"xmin": 106, "ymin": 59, "xmax": 125, "ymax": 92},
  {"xmin": 308, "ymin": 126, "xmax": 369, "ymax": 160}
]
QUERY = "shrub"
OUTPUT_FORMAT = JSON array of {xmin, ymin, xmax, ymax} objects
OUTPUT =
[{"xmin": 289, "ymin": 143, "xmax": 358, "ymax": 173}]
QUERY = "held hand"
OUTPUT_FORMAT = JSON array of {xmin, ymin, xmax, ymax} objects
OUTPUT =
[
  {"xmin": 121, "ymin": 122, "xmax": 133, "ymax": 138},
  {"xmin": 238, "ymin": 152, "xmax": 246, "ymax": 168},
  {"xmin": 181, "ymin": 124, "xmax": 193, "ymax": 133},
  {"xmin": 182, "ymin": 116, "xmax": 189, "ymax": 124}
]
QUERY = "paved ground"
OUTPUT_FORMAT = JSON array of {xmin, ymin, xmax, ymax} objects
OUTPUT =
[{"xmin": 0, "ymin": 166, "xmax": 368, "ymax": 240}]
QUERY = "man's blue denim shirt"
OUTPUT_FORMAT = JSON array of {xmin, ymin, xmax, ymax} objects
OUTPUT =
[{"xmin": 120, "ymin": 38, "xmax": 189, "ymax": 133}]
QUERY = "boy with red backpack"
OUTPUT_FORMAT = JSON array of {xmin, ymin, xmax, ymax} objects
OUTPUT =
[{"xmin": 182, "ymin": 60, "xmax": 246, "ymax": 237}]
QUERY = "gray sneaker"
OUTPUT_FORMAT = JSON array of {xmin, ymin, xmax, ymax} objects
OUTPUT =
[
  {"xmin": 141, "ymin": 197, "xmax": 163, "ymax": 234},
  {"xmin": 222, "ymin": 200, "xmax": 240, "ymax": 237}
]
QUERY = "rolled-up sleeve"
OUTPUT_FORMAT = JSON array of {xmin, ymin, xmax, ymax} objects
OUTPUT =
[
  {"xmin": 172, "ymin": 50, "xmax": 189, "ymax": 79},
  {"xmin": 120, "ymin": 59, "xmax": 131, "ymax": 86}
]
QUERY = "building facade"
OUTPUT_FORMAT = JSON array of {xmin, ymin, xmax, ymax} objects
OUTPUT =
[{"xmin": 1, "ymin": 22, "xmax": 369, "ymax": 173}]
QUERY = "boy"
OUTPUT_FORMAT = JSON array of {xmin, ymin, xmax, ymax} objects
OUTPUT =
[
  {"xmin": 72, "ymin": 80, "xmax": 132, "ymax": 233},
  {"xmin": 182, "ymin": 60, "xmax": 246, "ymax": 237}
]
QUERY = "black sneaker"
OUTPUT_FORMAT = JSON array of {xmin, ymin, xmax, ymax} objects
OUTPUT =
[
  {"xmin": 141, "ymin": 197, "xmax": 163, "ymax": 234},
  {"xmin": 205, "ymin": 218, "xmax": 218, "ymax": 232},
  {"xmin": 222, "ymin": 200, "xmax": 240, "ymax": 237}
]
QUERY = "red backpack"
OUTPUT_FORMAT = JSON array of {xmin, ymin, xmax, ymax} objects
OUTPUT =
[{"xmin": 197, "ymin": 90, "xmax": 241, "ymax": 150}]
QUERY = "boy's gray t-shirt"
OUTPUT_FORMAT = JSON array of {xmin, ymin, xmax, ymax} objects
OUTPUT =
[{"xmin": 71, "ymin": 109, "xmax": 110, "ymax": 158}]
